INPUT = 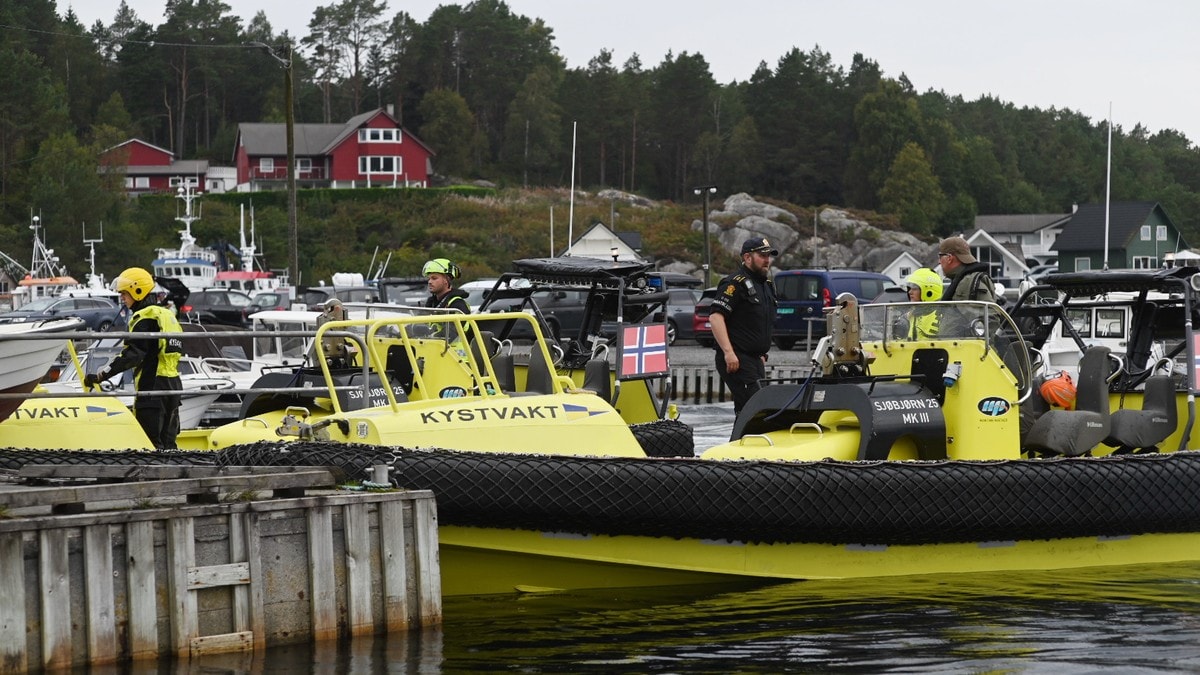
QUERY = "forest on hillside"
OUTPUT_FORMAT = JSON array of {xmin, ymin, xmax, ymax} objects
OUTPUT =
[{"xmin": 1, "ymin": 0, "xmax": 1199, "ymax": 281}]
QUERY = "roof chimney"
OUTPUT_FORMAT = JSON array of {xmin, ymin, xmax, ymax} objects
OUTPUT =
[{"xmin": 386, "ymin": 104, "xmax": 394, "ymax": 117}]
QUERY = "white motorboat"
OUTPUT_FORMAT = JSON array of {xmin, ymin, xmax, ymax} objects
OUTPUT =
[{"xmin": 0, "ymin": 317, "xmax": 84, "ymax": 422}]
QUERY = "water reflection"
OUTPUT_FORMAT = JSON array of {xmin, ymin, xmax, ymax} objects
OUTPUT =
[{"xmin": 170, "ymin": 563, "xmax": 1200, "ymax": 673}]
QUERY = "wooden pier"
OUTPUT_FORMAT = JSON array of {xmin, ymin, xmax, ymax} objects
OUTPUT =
[{"xmin": 0, "ymin": 465, "xmax": 440, "ymax": 672}]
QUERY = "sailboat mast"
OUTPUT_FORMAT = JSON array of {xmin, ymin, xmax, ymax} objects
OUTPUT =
[{"xmin": 1103, "ymin": 103, "xmax": 1112, "ymax": 271}]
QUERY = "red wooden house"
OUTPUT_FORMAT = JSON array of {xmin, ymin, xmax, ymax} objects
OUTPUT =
[
  {"xmin": 100, "ymin": 139, "xmax": 210, "ymax": 194},
  {"xmin": 232, "ymin": 108, "xmax": 435, "ymax": 191}
]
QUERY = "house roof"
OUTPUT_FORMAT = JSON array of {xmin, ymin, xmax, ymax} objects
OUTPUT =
[
  {"xmin": 964, "ymin": 229, "xmax": 1030, "ymax": 271},
  {"xmin": 104, "ymin": 138, "xmax": 174, "ymax": 158},
  {"xmin": 974, "ymin": 213, "xmax": 1071, "ymax": 234},
  {"xmin": 1053, "ymin": 202, "xmax": 1162, "ymax": 252},
  {"xmin": 235, "ymin": 108, "xmax": 435, "ymax": 158},
  {"xmin": 126, "ymin": 160, "xmax": 209, "ymax": 176}
]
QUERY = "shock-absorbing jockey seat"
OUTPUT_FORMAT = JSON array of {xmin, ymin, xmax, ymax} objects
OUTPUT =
[
  {"xmin": 1024, "ymin": 345, "xmax": 1111, "ymax": 457},
  {"xmin": 1104, "ymin": 374, "xmax": 1177, "ymax": 453}
]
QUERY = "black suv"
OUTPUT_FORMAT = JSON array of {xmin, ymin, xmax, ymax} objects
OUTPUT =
[{"xmin": 179, "ymin": 288, "xmax": 254, "ymax": 327}]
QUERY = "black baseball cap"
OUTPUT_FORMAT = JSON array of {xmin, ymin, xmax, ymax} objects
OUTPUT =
[{"xmin": 741, "ymin": 237, "xmax": 779, "ymax": 256}]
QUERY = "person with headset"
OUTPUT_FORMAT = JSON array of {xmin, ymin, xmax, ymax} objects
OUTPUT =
[
  {"xmin": 903, "ymin": 267, "xmax": 943, "ymax": 340},
  {"xmin": 422, "ymin": 258, "xmax": 472, "ymax": 344},
  {"xmin": 422, "ymin": 258, "xmax": 470, "ymax": 313},
  {"xmin": 83, "ymin": 267, "xmax": 184, "ymax": 449}
]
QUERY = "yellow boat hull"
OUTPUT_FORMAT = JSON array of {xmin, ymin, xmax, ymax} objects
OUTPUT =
[
  {"xmin": 0, "ymin": 395, "xmax": 153, "ymax": 450},
  {"xmin": 439, "ymin": 525, "xmax": 1200, "ymax": 596}
]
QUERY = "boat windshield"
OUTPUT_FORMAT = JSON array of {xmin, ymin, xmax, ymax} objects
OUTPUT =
[{"xmin": 860, "ymin": 300, "xmax": 1035, "ymax": 400}]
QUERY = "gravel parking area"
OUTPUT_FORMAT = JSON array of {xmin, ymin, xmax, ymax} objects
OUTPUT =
[{"xmin": 668, "ymin": 340, "xmax": 813, "ymax": 367}]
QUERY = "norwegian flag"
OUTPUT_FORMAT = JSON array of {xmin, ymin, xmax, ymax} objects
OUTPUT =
[{"xmin": 619, "ymin": 324, "xmax": 669, "ymax": 379}]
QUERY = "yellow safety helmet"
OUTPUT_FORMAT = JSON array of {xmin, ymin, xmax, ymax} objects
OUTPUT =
[
  {"xmin": 422, "ymin": 258, "xmax": 460, "ymax": 279},
  {"xmin": 905, "ymin": 267, "xmax": 944, "ymax": 302},
  {"xmin": 111, "ymin": 267, "xmax": 156, "ymax": 302}
]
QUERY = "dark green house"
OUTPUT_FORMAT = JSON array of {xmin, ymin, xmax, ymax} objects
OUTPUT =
[{"xmin": 1053, "ymin": 202, "xmax": 1188, "ymax": 271}]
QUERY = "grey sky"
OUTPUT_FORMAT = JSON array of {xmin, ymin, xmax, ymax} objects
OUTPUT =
[{"xmin": 67, "ymin": 0, "xmax": 1200, "ymax": 143}]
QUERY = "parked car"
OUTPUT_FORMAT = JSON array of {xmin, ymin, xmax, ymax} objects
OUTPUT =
[
  {"xmin": 870, "ymin": 284, "xmax": 911, "ymax": 304},
  {"xmin": 692, "ymin": 287, "xmax": 718, "ymax": 348},
  {"xmin": 246, "ymin": 290, "xmax": 291, "ymax": 314},
  {"xmin": 179, "ymin": 288, "xmax": 254, "ymax": 327},
  {"xmin": 654, "ymin": 287, "xmax": 701, "ymax": 344},
  {"xmin": 771, "ymin": 269, "xmax": 893, "ymax": 350},
  {"xmin": 299, "ymin": 285, "xmax": 379, "ymax": 311},
  {"xmin": 460, "ymin": 279, "xmax": 500, "ymax": 311},
  {"xmin": 376, "ymin": 277, "xmax": 429, "ymax": 306},
  {"xmin": 0, "ymin": 295, "xmax": 122, "ymax": 332}
]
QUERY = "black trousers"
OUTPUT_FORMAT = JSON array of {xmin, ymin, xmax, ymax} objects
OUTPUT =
[
  {"xmin": 715, "ymin": 350, "xmax": 766, "ymax": 416},
  {"xmin": 135, "ymin": 399, "xmax": 181, "ymax": 450}
]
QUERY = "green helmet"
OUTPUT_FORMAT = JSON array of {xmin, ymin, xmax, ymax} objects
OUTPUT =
[
  {"xmin": 905, "ymin": 267, "xmax": 943, "ymax": 302},
  {"xmin": 422, "ymin": 258, "xmax": 460, "ymax": 279}
]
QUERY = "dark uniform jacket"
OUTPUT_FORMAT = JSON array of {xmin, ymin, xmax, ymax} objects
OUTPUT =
[
  {"xmin": 710, "ymin": 264, "xmax": 777, "ymax": 357},
  {"xmin": 425, "ymin": 288, "xmax": 470, "ymax": 313}
]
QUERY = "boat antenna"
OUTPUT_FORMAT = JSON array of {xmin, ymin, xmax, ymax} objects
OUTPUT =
[
  {"xmin": 174, "ymin": 184, "xmax": 201, "ymax": 256},
  {"xmin": 567, "ymin": 120, "xmax": 576, "ymax": 256},
  {"xmin": 82, "ymin": 221, "xmax": 105, "ymax": 288},
  {"xmin": 367, "ymin": 245, "xmax": 380, "ymax": 280},
  {"xmin": 1103, "ymin": 102, "xmax": 1112, "ymax": 271},
  {"xmin": 29, "ymin": 210, "xmax": 67, "ymax": 278}
]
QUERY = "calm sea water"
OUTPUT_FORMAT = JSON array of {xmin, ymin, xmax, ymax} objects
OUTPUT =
[
  {"xmin": 171, "ymin": 404, "xmax": 1200, "ymax": 673},
  {"xmin": 176, "ymin": 564, "xmax": 1200, "ymax": 673}
]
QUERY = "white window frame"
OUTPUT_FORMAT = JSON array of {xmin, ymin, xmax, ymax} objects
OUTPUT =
[
  {"xmin": 358, "ymin": 155, "xmax": 402, "ymax": 175},
  {"xmin": 1075, "ymin": 257, "xmax": 1091, "ymax": 271},
  {"xmin": 1157, "ymin": 225, "xmax": 1168, "ymax": 241},
  {"xmin": 296, "ymin": 158, "xmax": 312, "ymax": 173},
  {"xmin": 1132, "ymin": 256, "xmax": 1158, "ymax": 269},
  {"xmin": 358, "ymin": 128, "xmax": 398, "ymax": 143},
  {"xmin": 1141, "ymin": 225, "xmax": 1151, "ymax": 241},
  {"xmin": 134, "ymin": 176, "xmax": 150, "ymax": 188},
  {"xmin": 259, "ymin": 157, "xmax": 274, "ymax": 172}
]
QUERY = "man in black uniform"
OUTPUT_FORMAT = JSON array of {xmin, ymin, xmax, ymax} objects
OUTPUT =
[{"xmin": 709, "ymin": 237, "xmax": 779, "ymax": 417}]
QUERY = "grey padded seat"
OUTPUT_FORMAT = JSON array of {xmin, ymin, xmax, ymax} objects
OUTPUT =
[
  {"xmin": 1105, "ymin": 374, "xmax": 1177, "ymax": 453},
  {"xmin": 492, "ymin": 352, "xmax": 517, "ymax": 393},
  {"xmin": 581, "ymin": 358, "xmax": 613, "ymax": 403},
  {"xmin": 1024, "ymin": 345, "xmax": 1111, "ymax": 457},
  {"xmin": 523, "ymin": 348, "xmax": 556, "ymax": 395}
]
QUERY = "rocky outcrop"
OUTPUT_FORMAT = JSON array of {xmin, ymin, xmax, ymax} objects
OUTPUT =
[
  {"xmin": 688, "ymin": 197, "xmax": 937, "ymax": 274},
  {"xmin": 597, "ymin": 188, "xmax": 656, "ymax": 209}
]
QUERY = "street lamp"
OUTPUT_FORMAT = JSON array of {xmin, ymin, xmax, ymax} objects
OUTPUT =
[
  {"xmin": 692, "ymin": 185, "xmax": 717, "ymax": 283},
  {"xmin": 248, "ymin": 41, "xmax": 298, "ymax": 286}
]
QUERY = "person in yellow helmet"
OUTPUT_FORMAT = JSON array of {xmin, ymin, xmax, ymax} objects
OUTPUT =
[
  {"xmin": 422, "ymin": 258, "xmax": 470, "ymax": 314},
  {"xmin": 84, "ymin": 267, "xmax": 184, "ymax": 449},
  {"xmin": 904, "ymin": 267, "xmax": 943, "ymax": 340},
  {"xmin": 423, "ymin": 258, "xmax": 471, "ymax": 343}
]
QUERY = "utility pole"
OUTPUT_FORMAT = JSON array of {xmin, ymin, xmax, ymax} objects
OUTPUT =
[
  {"xmin": 691, "ymin": 185, "xmax": 718, "ymax": 284},
  {"xmin": 249, "ymin": 41, "xmax": 299, "ymax": 286}
]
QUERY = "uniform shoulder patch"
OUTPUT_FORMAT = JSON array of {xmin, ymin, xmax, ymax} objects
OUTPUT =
[{"xmin": 723, "ymin": 284, "xmax": 736, "ymax": 296}]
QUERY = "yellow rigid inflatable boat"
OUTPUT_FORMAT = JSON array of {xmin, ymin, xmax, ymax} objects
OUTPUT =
[{"xmin": 8, "ymin": 266, "xmax": 1200, "ymax": 597}]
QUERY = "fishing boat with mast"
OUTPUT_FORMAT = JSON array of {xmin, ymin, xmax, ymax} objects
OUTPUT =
[
  {"xmin": 214, "ymin": 203, "xmax": 288, "ymax": 294},
  {"xmin": 150, "ymin": 184, "xmax": 220, "ymax": 291},
  {"xmin": 8, "ymin": 213, "xmax": 82, "ymax": 308}
]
